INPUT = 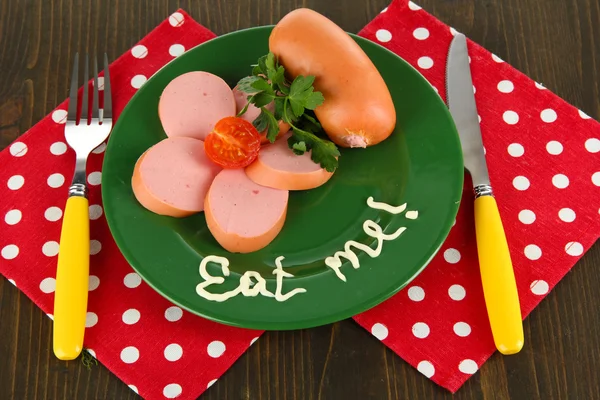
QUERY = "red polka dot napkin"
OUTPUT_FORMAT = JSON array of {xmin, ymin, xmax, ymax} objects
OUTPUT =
[{"xmin": 0, "ymin": 3, "xmax": 598, "ymax": 399}]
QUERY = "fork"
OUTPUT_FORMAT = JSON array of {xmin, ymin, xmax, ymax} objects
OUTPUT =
[{"xmin": 53, "ymin": 53, "xmax": 112, "ymax": 360}]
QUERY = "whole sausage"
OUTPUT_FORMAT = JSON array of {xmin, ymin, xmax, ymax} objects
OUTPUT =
[{"xmin": 269, "ymin": 8, "xmax": 396, "ymax": 148}]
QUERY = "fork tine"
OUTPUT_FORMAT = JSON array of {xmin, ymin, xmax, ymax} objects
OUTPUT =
[
  {"xmin": 81, "ymin": 54, "xmax": 89, "ymax": 125},
  {"xmin": 91, "ymin": 55, "xmax": 100, "ymax": 120},
  {"xmin": 67, "ymin": 53, "xmax": 79, "ymax": 121},
  {"xmin": 103, "ymin": 53, "xmax": 112, "ymax": 121}
]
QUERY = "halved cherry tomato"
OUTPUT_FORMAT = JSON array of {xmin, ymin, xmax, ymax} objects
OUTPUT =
[{"xmin": 204, "ymin": 117, "xmax": 261, "ymax": 168}]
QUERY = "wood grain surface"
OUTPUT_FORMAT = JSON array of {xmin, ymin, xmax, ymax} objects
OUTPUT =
[{"xmin": 1, "ymin": 0, "xmax": 599, "ymax": 399}]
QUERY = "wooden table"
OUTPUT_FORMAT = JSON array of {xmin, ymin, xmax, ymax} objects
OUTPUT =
[{"xmin": 1, "ymin": 1, "xmax": 599, "ymax": 399}]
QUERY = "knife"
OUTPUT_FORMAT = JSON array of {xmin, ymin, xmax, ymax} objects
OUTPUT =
[{"xmin": 446, "ymin": 33, "xmax": 524, "ymax": 355}]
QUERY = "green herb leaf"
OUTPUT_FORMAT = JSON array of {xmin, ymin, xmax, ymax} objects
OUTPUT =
[
  {"xmin": 237, "ymin": 100, "xmax": 250, "ymax": 117},
  {"xmin": 303, "ymin": 90, "xmax": 325, "ymax": 110},
  {"xmin": 290, "ymin": 75, "xmax": 315, "ymax": 96},
  {"xmin": 253, "ymin": 92, "xmax": 275, "ymax": 108},
  {"xmin": 255, "ymin": 54, "xmax": 269, "ymax": 76},
  {"xmin": 291, "ymin": 140, "xmax": 307, "ymax": 155},
  {"xmin": 265, "ymin": 52, "xmax": 276, "ymax": 71},
  {"xmin": 289, "ymin": 99, "xmax": 305, "ymax": 118},
  {"xmin": 251, "ymin": 78, "xmax": 274, "ymax": 94},
  {"xmin": 237, "ymin": 76, "xmax": 262, "ymax": 93},
  {"xmin": 290, "ymin": 127, "xmax": 339, "ymax": 172},
  {"xmin": 252, "ymin": 110, "xmax": 269, "ymax": 132},
  {"xmin": 268, "ymin": 65, "xmax": 286, "ymax": 87},
  {"xmin": 262, "ymin": 107, "xmax": 280, "ymax": 142},
  {"xmin": 273, "ymin": 97, "xmax": 286, "ymax": 121}
]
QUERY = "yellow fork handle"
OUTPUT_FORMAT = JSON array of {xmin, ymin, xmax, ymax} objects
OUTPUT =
[
  {"xmin": 53, "ymin": 196, "xmax": 90, "ymax": 360},
  {"xmin": 474, "ymin": 195, "xmax": 524, "ymax": 355}
]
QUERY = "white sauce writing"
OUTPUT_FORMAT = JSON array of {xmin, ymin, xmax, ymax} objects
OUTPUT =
[
  {"xmin": 325, "ymin": 197, "xmax": 416, "ymax": 282},
  {"xmin": 196, "ymin": 255, "xmax": 306, "ymax": 302},
  {"xmin": 405, "ymin": 210, "xmax": 419, "ymax": 220}
]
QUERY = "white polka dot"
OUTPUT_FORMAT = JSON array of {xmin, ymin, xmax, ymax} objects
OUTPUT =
[
  {"xmin": 89, "ymin": 275, "xmax": 100, "ymax": 291},
  {"xmin": 168, "ymin": 11, "xmax": 185, "ymax": 27},
  {"xmin": 417, "ymin": 361, "xmax": 435, "ymax": 378},
  {"xmin": 552, "ymin": 174, "xmax": 569, "ymax": 189},
  {"xmin": 530, "ymin": 280, "xmax": 549, "ymax": 295},
  {"xmin": 546, "ymin": 140, "xmax": 563, "ymax": 155},
  {"xmin": 407, "ymin": 286, "xmax": 425, "ymax": 302},
  {"xmin": 10, "ymin": 142, "xmax": 27, "ymax": 157},
  {"xmin": 380, "ymin": 7, "xmax": 388, "ymax": 13},
  {"xmin": 92, "ymin": 142, "xmax": 106, "ymax": 154},
  {"xmin": 371, "ymin": 323, "xmax": 389, "ymax": 340},
  {"xmin": 85, "ymin": 312, "xmax": 98, "ymax": 327},
  {"xmin": 453, "ymin": 322, "xmax": 472, "ymax": 337},
  {"xmin": 165, "ymin": 306, "xmax": 183, "ymax": 322},
  {"xmin": 131, "ymin": 75, "xmax": 147, "ymax": 89},
  {"xmin": 412, "ymin": 322, "xmax": 430, "ymax": 338},
  {"xmin": 207, "ymin": 379, "xmax": 217, "ymax": 389},
  {"xmin": 507, "ymin": 143, "xmax": 524, "ymax": 157},
  {"xmin": 478, "ymin": 115, "xmax": 482, "ymax": 123},
  {"xmin": 448, "ymin": 284, "xmax": 466, "ymax": 301},
  {"xmin": 450, "ymin": 27, "xmax": 458, "ymax": 36},
  {"xmin": 124, "ymin": 272, "xmax": 142, "ymax": 288},
  {"xmin": 518, "ymin": 210, "xmax": 536, "ymax": 225},
  {"xmin": 89, "ymin": 240, "xmax": 102, "ymax": 255},
  {"xmin": 39, "ymin": 277, "xmax": 56, "ymax": 293},
  {"xmin": 50, "ymin": 142, "xmax": 68, "ymax": 155},
  {"xmin": 535, "ymin": 82, "xmax": 546, "ymax": 90},
  {"xmin": 122, "ymin": 309, "xmax": 141, "ymax": 325},
  {"xmin": 408, "ymin": 1, "xmax": 422, "ymax": 10},
  {"xmin": 207, "ymin": 341, "xmax": 226, "ymax": 358},
  {"xmin": 1, "ymin": 244, "xmax": 19, "ymax": 260},
  {"xmin": 444, "ymin": 248, "xmax": 461, "ymax": 264},
  {"xmin": 503, "ymin": 110, "xmax": 519, "ymax": 125},
  {"xmin": 169, "ymin": 44, "xmax": 185, "ymax": 57},
  {"xmin": 579, "ymin": 109, "xmax": 591, "ymax": 119},
  {"xmin": 541, "ymin": 108, "xmax": 557, "ymax": 123},
  {"xmin": 375, "ymin": 29, "xmax": 392, "ymax": 43},
  {"xmin": 497, "ymin": 80, "xmax": 514, "ymax": 93},
  {"xmin": 4, "ymin": 209, "xmax": 22, "ymax": 225},
  {"xmin": 7, "ymin": 175, "xmax": 25, "ymax": 190},
  {"xmin": 164, "ymin": 343, "xmax": 183, "ymax": 361},
  {"xmin": 128, "ymin": 385, "xmax": 138, "ymax": 394},
  {"xmin": 52, "ymin": 109, "xmax": 68, "ymax": 124},
  {"xmin": 585, "ymin": 138, "xmax": 600, "ymax": 153},
  {"xmin": 95, "ymin": 77, "xmax": 104, "ymax": 90},
  {"xmin": 417, "ymin": 56, "xmax": 434, "ymax": 69},
  {"xmin": 459, "ymin": 359, "xmax": 478, "ymax": 374},
  {"xmin": 89, "ymin": 205, "xmax": 103, "ymax": 220},
  {"xmin": 8, "ymin": 279, "xmax": 16, "ymax": 286},
  {"xmin": 163, "ymin": 384, "xmax": 182, "ymax": 399},
  {"xmin": 513, "ymin": 176, "xmax": 530, "ymax": 191},
  {"xmin": 42, "ymin": 241, "xmax": 59, "ymax": 257},
  {"xmin": 45, "ymin": 206, "xmax": 63, "ymax": 222},
  {"xmin": 413, "ymin": 28, "xmax": 429, "ymax": 40},
  {"xmin": 492, "ymin": 54, "xmax": 504, "ymax": 63},
  {"xmin": 131, "ymin": 44, "xmax": 148, "ymax": 59},
  {"xmin": 558, "ymin": 208, "xmax": 576, "ymax": 222},
  {"xmin": 524, "ymin": 244, "xmax": 542, "ymax": 260},
  {"xmin": 47, "ymin": 173, "xmax": 65, "ymax": 188},
  {"xmin": 120, "ymin": 346, "xmax": 139, "ymax": 363},
  {"xmin": 593, "ymin": 172, "xmax": 600, "ymax": 186},
  {"xmin": 87, "ymin": 171, "xmax": 102, "ymax": 186},
  {"xmin": 565, "ymin": 242, "xmax": 584, "ymax": 256}
]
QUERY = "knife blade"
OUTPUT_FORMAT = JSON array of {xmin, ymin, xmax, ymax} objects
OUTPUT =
[{"xmin": 446, "ymin": 33, "xmax": 524, "ymax": 355}]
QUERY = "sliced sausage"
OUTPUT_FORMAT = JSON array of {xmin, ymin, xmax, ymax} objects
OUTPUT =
[
  {"xmin": 132, "ymin": 137, "xmax": 221, "ymax": 217},
  {"xmin": 205, "ymin": 169, "xmax": 289, "ymax": 253},
  {"xmin": 159, "ymin": 71, "xmax": 236, "ymax": 140},
  {"xmin": 245, "ymin": 133, "xmax": 334, "ymax": 190},
  {"xmin": 232, "ymin": 84, "xmax": 290, "ymax": 144},
  {"xmin": 269, "ymin": 8, "xmax": 396, "ymax": 148}
]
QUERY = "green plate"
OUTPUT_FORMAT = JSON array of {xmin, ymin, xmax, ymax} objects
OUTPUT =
[{"xmin": 102, "ymin": 26, "xmax": 463, "ymax": 330}]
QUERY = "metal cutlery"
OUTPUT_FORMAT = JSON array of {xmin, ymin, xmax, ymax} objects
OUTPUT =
[
  {"xmin": 53, "ymin": 53, "xmax": 113, "ymax": 360},
  {"xmin": 446, "ymin": 33, "xmax": 524, "ymax": 355}
]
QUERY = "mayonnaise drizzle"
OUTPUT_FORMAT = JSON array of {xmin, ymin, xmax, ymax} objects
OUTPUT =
[
  {"xmin": 195, "ymin": 255, "xmax": 306, "ymax": 302},
  {"xmin": 405, "ymin": 210, "xmax": 419, "ymax": 220},
  {"xmin": 367, "ymin": 196, "xmax": 407, "ymax": 214},
  {"xmin": 325, "ymin": 197, "xmax": 415, "ymax": 282}
]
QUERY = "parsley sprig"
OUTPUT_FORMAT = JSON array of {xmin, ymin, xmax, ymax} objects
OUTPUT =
[{"xmin": 236, "ymin": 53, "xmax": 340, "ymax": 172}]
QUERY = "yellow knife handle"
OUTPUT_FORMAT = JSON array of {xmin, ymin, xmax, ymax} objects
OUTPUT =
[
  {"xmin": 53, "ymin": 196, "xmax": 90, "ymax": 360},
  {"xmin": 474, "ymin": 194, "xmax": 524, "ymax": 355}
]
